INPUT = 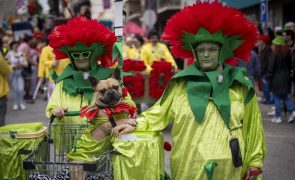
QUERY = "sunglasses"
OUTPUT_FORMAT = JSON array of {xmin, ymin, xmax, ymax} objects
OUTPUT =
[{"xmin": 70, "ymin": 51, "xmax": 92, "ymax": 60}]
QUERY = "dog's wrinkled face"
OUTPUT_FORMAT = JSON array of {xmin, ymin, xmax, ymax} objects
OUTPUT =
[{"xmin": 89, "ymin": 77, "xmax": 122, "ymax": 107}]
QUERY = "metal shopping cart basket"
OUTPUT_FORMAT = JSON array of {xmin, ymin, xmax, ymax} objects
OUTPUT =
[{"xmin": 23, "ymin": 112, "xmax": 116, "ymax": 180}]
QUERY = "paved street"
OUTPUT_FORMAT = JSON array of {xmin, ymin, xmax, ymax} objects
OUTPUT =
[{"xmin": 5, "ymin": 95, "xmax": 295, "ymax": 180}]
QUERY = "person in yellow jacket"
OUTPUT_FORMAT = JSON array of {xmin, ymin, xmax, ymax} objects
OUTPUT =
[
  {"xmin": 141, "ymin": 30, "xmax": 178, "ymax": 72},
  {"xmin": 0, "ymin": 54, "xmax": 12, "ymax": 126},
  {"xmin": 39, "ymin": 45, "xmax": 70, "ymax": 96},
  {"xmin": 126, "ymin": 34, "xmax": 144, "ymax": 60},
  {"xmin": 113, "ymin": 2, "xmax": 266, "ymax": 180},
  {"xmin": 122, "ymin": 36, "xmax": 132, "ymax": 59}
]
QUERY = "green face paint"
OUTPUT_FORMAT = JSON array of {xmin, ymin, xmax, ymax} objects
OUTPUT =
[{"xmin": 195, "ymin": 42, "xmax": 220, "ymax": 71}]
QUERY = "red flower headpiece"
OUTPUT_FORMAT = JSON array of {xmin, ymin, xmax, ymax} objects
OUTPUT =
[
  {"xmin": 162, "ymin": 1, "xmax": 258, "ymax": 63},
  {"xmin": 49, "ymin": 16, "xmax": 117, "ymax": 67}
]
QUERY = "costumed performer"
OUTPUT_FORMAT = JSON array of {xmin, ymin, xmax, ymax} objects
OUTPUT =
[
  {"xmin": 114, "ymin": 1, "xmax": 266, "ymax": 180},
  {"xmin": 46, "ymin": 16, "xmax": 134, "ymax": 152}
]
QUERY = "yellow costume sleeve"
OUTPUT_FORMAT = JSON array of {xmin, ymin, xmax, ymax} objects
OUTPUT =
[
  {"xmin": 241, "ymin": 95, "xmax": 266, "ymax": 177},
  {"xmin": 135, "ymin": 81, "xmax": 177, "ymax": 131},
  {"xmin": 46, "ymin": 81, "xmax": 87, "ymax": 124}
]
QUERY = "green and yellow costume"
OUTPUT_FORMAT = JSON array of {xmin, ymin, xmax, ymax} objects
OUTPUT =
[
  {"xmin": 47, "ymin": 17, "xmax": 166, "ymax": 179},
  {"xmin": 129, "ymin": 1, "xmax": 266, "ymax": 179},
  {"xmin": 134, "ymin": 62, "xmax": 266, "ymax": 179}
]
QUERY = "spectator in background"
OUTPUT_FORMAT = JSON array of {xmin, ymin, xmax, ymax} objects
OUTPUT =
[
  {"xmin": 258, "ymin": 35, "xmax": 273, "ymax": 104},
  {"xmin": 141, "ymin": 30, "xmax": 178, "ymax": 72},
  {"xmin": 45, "ymin": 9, "xmax": 57, "ymax": 36},
  {"xmin": 284, "ymin": 21, "xmax": 295, "ymax": 33},
  {"xmin": 237, "ymin": 50, "xmax": 261, "ymax": 94},
  {"xmin": 267, "ymin": 36, "xmax": 295, "ymax": 123},
  {"xmin": 6, "ymin": 41, "xmax": 28, "ymax": 110},
  {"xmin": 40, "ymin": 45, "xmax": 69, "ymax": 97},
  {"xmin": 283, "ymin": 30, "xmax": 295, "ymax": 95},
  {"xmin": 126, "ymin": 34, "xmax": 144, "ymax": 60},
  {"xmin": 1, "ymin": 36, "xmax": 11, "ymax": 57},
  {"xmin": 284, "ymin": 30, "xmax": 295, "ymax": 52},
  {"xmin": 28, "ymin": 40, "xmax": 39, "ymax": 101},
  {"xmin": 122, "ymin": 35, "xmax": 132, "ymax": 59},
  {"xmin": 0, "ymin": 54, "xmax": 12, "ymax": 126},
  {"xmin": 18, "ymin": 35, "xmax": 36, "ymax": 100}
]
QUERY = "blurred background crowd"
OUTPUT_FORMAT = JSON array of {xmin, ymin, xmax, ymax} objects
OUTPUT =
[{"xmin": 1, "ymin": 0, "xmax": 295, "ymax": 126}]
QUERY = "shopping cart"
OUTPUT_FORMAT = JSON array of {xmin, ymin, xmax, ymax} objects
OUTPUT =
[
  {"xmin": 23, "ymin": 112, "xmax": 118, "ymax": 180},
  {"xmin": 0, "ymin": 122, "xmax": 47, "ymax": 180}
]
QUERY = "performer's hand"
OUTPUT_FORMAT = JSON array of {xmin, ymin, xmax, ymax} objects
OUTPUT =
[
  {"xmin": 128, "ymin": 112, "xmax": 137, "ymax": 119},
  {"xmin": 52, "ymin": 60, "xmax": 59, "ymax": 67},
  {"xmin": 112, "ymin": 124, "xmax": 135, "ymax": 137},
  {"xmin": 52, "ymin": 107, "xmax": 68, "ymax": 119},
  {"xmin": 115, "ymin": 118, "xmax": 137, "ymax": 126},
  {"xmin": 244, "ymin": 167, "xmax": 262, "ymax": 180}
]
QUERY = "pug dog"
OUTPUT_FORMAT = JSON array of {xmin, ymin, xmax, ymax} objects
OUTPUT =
[
  {"xmin": 85, "ymin": 70, "xmax": 137, "ymax": 141},
  {"xmin": 88, "ymin": 76, "xmax": 122, "ymax": 108}
]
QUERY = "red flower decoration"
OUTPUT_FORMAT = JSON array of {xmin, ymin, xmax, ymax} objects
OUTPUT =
[
  {"xmin": 149, "ymin": 61, "xmax": 173, "ymax": 99},
  {"xmin": 123, "ymin": 73, "xmax": 145, "ymax": 98},
  {"xmin": 80, "ymin": 102, "xmax": 137, "ymax": 121},
  {"xmin": 49, "ymin": 16, "xmax": 117, "ymax": 67},
  {"xmin": 105, "ymin": 102, "xmax": 137, "ymax": 118},
  {"xmin": 80, "ymin": 105, "xmax": 99, "ymax": 121},
  {"xmin": 162, "ymin": 1, "xmax": 258, "ymax": 64},
  {"xmin": 123, "ymin": 59, "xmax": 146, "ymax": 72},
  {"xmin": 164, "ymin": 141, "xmax": 172, "ymax": 151}
]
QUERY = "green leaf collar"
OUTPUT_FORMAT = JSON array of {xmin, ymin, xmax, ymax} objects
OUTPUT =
[{"xmin": 160, "ymin": 62, "xmax": 254, "ymax": 128}]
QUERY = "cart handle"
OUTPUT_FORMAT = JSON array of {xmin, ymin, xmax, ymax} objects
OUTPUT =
[{"xmin": 49, "ymin": 111, "xmax": 81, "ymax": 123}]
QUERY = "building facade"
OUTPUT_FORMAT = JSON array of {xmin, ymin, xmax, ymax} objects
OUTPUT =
[{"xmin": 124, "ymin": 0, "xmax": 295, "ymax": 35}]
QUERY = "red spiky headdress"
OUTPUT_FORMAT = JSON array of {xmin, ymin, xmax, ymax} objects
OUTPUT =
[
  {"xmin": 49, "ymin": 16, "xmax": 117, "ymax": 68},
  {"xmin": 162, "ymin": 1, "xmax": 258, "ymax": 64}
]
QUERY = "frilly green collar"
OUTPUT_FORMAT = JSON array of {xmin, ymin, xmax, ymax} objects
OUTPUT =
[
  {"xmin": 51, "ymin": 64, "xmax": 114, "ymax": 103},
  {"xmin": 161, "ymin": 62, "xmax": 254, "ymax": 128}
]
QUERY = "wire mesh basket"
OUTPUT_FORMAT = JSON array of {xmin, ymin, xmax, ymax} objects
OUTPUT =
[
  {"xmin": 50, "ymin": 123, "xmax": 88, "ymax": 162},
  {"xmin": 23, "ymin": 123, "xmax": 116, "ymax": 180}
]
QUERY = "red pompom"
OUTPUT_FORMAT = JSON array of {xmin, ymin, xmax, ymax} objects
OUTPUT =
[
  {"xmin": 164, "ymin": 141, "xmax": 172, "ymax": 151},
  {"xmin": 123, "ymin": 73, "xmax": 145, "ymax": 98},
  {"xmin": 149, "ymin": 61, "xmax": 173, "ymax": 99},
  {"xmin": 123, "ymin": 59, "xmax": 146, "ymax": 72}
]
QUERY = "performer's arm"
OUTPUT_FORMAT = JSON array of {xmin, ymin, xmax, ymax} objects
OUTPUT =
[{"xmin": 242, "ymin": 95, "xmax": 266, "ymax": 179}]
